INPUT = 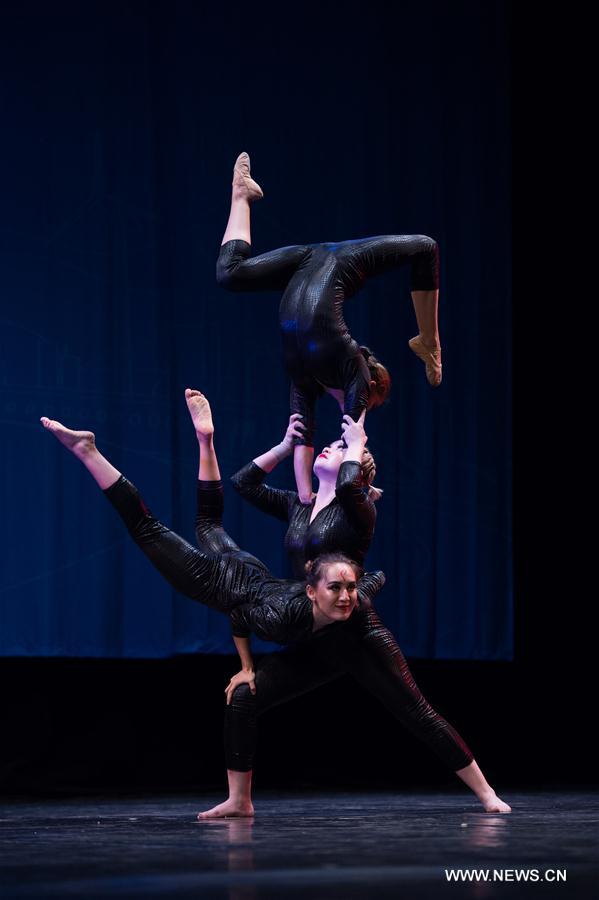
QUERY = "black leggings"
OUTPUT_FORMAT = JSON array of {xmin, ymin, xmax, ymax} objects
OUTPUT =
[
  {"xmin": 103, "ymin": 476, "xmax": 270, "ymax": 613},
  {"xmin": 216, "ymin": 235, "xmax": 439, "ymax": 295},
  {"xmin": 224, "ymin": 609, "xmax": 474, "ymax": 774},
  {"xmin": 195, "ymin": 472, "xmax": 475, "ymax": 775},
  {"xmin": 104, "ymin": 475, "xmax": 474, "ymax": 774}
]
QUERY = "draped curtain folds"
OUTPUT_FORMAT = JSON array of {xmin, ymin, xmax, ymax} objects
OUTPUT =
[{"xmin": 0, "ymin": 0, "xmax": 511, "ymax": 659}]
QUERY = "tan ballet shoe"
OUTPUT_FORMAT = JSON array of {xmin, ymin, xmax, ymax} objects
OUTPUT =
[
  {"xmin": 232, "ymin": 151, "xmax": 264, "ymax": 201},
  {"xmin": 409, "ymin": 335, "xmax": 442, "ymax": 387}
]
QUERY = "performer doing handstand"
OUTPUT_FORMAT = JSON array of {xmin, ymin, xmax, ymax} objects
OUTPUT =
[{"xmin": 216, "ymin": 152, "xmax": 442, "ymax": 502}]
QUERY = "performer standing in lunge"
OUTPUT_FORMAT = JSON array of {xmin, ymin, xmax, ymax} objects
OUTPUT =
[{"xmin": 180, "ymin": 391, "xmax": 510, "ymax": 819}]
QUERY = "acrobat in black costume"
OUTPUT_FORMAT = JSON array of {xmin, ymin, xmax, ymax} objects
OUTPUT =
[
  {"xmin": 103, "ymin": 473, "xmax": 382, "ymax": 645},
  {"xmin": 193, "ymin": 475, "xmax": 473, "ymax": 774},
  {"xmin": 103, "ymin": 472, "xmax": 473, "ymax": 772},
  {"xmin": 216, "ymin": 233, "xmax": 439, "ymax": 448},
  {"xmin": 225, "ymin": 449, "xmax": 472, "ymax": 773},
  {"xmin": 231, "ymin": 457, "xmax": 375, "ymax": 579},
  {"xmin": 224, "ymin": 609, "xmax": 473, "ymax": 774}
]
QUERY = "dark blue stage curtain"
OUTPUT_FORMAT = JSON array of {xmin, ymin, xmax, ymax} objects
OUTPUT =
[{"xmin": 0, "ymin": 1, "xmax": 511, "ymax": 659}]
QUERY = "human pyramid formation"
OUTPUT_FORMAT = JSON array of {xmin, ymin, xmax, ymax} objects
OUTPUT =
[{"xmin": 41, "ymin": 153, "xmax": 511, "ymax": 818}]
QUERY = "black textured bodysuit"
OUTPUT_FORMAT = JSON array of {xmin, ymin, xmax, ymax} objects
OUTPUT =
[
  {"xmin": 104, "ymin": 471, "xmax": 473, "ymax": 772},
  {"xmin": 103, "ymin": 474, "xmax": 383, "ymax": 644},
  {"xmin": 217, "ymin": 235, "xmax": 439, "ymax": 446},
  {"xmin": 231, "ymin": 459, "xmax": 375, "ymax": 579},
  {"xmin": 224, "ymin": 457, "xmax": 473, "ymax": 774}
]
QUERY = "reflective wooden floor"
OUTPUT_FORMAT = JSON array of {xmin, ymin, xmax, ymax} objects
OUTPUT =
[{"xmin": 1, "ymin": 790, "xmax": 597, "ymax": 898}]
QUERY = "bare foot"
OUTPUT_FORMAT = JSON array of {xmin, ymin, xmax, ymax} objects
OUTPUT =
[
  {"xmin": 481, "ymin": 792, "xmax": 512, "ymax": 814},
  {"xmin": 408, "ymin": 334, "xmax": 442, "ymax": 387},
  {"xmin": 40, "ymin": 417, "xmax": 96, "ymax": 457},
  {"xmin": 185, "ymin": 389, "xmax": 214, "ymax": 439},
  {"xmin": 232, "ymin": 151, "xmax": 263, "ymax": 201},
  {"xmin": 197, "ymin": 798, "xmax": 254, "ymax": 820}
]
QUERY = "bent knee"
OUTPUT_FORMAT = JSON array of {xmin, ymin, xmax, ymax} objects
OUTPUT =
[
  {"xmin": 414, "ymin": 235, "xmax": 438, "ymax": 256},
  {"xmin": 229, "ymin": 683, "xmax": 256, "ymax": 707},
  {"xmin": 215, "ymin": 262, "xmax": 235, "ymax": 289},
  {"xmin": 411, "ymin": 236, "xmax": 439, "ymax": 291}
]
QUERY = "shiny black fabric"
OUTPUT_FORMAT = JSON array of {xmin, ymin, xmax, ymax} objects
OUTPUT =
[
  {"xmin": 231, "ymin": 460, "xmax": 375, "ymax": 579},
  {"xmin": 224, "ymin": 454, "xmax": 473, "ymax": 774},
  {"xmin": 225, "ymin": 602, "xmax": 474, "ymax": 774},
  {"xmin": 105, "ymin": 475, "xmax": 473, "ymax": 772},
  {"xmin": 217, "ymin": 235, "xmax": 439, "ymax": 446},
  {"xmin": 103, "ymin": 475, "xmax": 383, "ymax": 644}
]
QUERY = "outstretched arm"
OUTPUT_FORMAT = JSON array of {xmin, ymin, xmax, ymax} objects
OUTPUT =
[
  {"xmin": 289, "ymin": 380, "xmax": 323, "ymax": 504},
  {"xmin": 230, "ymin": 415, "xmax": 305, "ymax": 522},
  {"xmin": 334, "ymin": 412, "xmax": 377, "ymax": 536},
  {"xmin": 253, "ymin": 414, "xmax": 305, "ymax": 473},
  {"xmin": 340, "ymin": 410, "xmax": 367, "ymax": 464}
]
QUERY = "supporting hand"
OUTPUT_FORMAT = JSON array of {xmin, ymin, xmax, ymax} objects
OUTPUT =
[
  {"xmin": 225, "ymin": 669, "xmax": 256, "ymax": 706},
  {"xmin": 280, "ymin": 413, "xmax": 306, "ymax": 454},
  {"xmin": 340, "ymin": 410, "xmax": 367, "ymax": 452},
  {"xmin": 252, "ymin": 414, "xmax": 305, "ymax": 473}
]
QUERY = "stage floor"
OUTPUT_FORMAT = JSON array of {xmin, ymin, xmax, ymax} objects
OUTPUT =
[{"xmin": 1, "ymin": 790, "xmax": 597, "ymax": 898}]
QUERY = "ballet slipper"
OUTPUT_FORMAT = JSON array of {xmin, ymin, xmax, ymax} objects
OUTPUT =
[
  {"xmin": 232, "ymin": 151, "xmax": 264, "ymax": 201},
  {"xmin": 409, "ymin": 335, "xmax": 442, "ymax": 387}
]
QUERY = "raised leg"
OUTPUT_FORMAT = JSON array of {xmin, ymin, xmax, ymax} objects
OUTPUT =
[
  {"xmin": 336, "ymin": 234, "xmax": 442, "ymax": 386},
  {"xmin": 186, "ymin": 388, "xmax": 220, "ymax": 481},
  {"xmin": 221, "ymin": 152, "xmax": 263, "ymax": 246},
  {"xmin": 217, "ymin": 239, "xmax": 311, "ymax": 293},
  {"xmin": 217, "ymin": 152, "xmax": 310, "ymax": 293},
  {"xmin": 410, "ymin": 290, "xmax": 440, "ymax": 349},
  {"xmin": 185, "ymin": 389, "xmax": 269, "ymax": 568},
  {"xmin": 40, "ymin": 416, "xmax": 255, "ymax": 612},
  {"xmin": 40, "ymin": 417, "xmax": 121, "ymax": 490}
]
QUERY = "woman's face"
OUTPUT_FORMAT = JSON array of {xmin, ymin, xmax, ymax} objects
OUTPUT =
[
  {"xmin": 313, "ymin": 439, "xmax": 345, "ymax": 479},
  {"xmin": 307, "ymin": 562, "xmax": 359, "ymax": 623}
]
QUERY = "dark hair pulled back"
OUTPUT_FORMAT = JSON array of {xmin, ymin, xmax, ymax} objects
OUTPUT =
[
  {"xmin": 304, "ymin": 553, "xmax": 363, "ymax": 587},
  {"xmin": 360, "ymin": 345, "xmax": 392, "ymax": 408}
]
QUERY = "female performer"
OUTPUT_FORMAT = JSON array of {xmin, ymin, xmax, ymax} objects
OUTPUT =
[
  {"xmin": 181, "ymin": 391, "xmax": 511, "ymax": 818},
  {"xmin": 39, "ymin": 408, "xmax": 383, "ymax": 646},
  {"xmin": 40, "ymin": 394, "xmax": 510, "ymax": 816},
  {"xmin": 230, "ymin": 409, "xmax": 378, "ymax": 581},
  {"xmin": 224, "ymin": 401, "xmax": 378, "ymax": 697},
  {"xmin": 216, "ymin": 152, "xmax": 442, "ymax": 502}
]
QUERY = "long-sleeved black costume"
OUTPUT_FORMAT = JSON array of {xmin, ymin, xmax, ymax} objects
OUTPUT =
[
  {"xmin": 226, "ymin": 453, "xmax": 473, "ymax": 772},
  {"xmin": 225, "ymin": 606, "xmax": 473, "ymax": 773},
  {"xmin": 103, "ymin": 475, "xmax": 383, "ymax": 644},
  {"xmin": 217, "ymin": 235, "xmax": 439, "ymax": 446},
  {"xmin": 105, "ymin": 472, "xmax": 473, "ymax": 772},
  {"xmin": 231, "ymin": 459, "xmax": 375, "ymax": 579}
]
